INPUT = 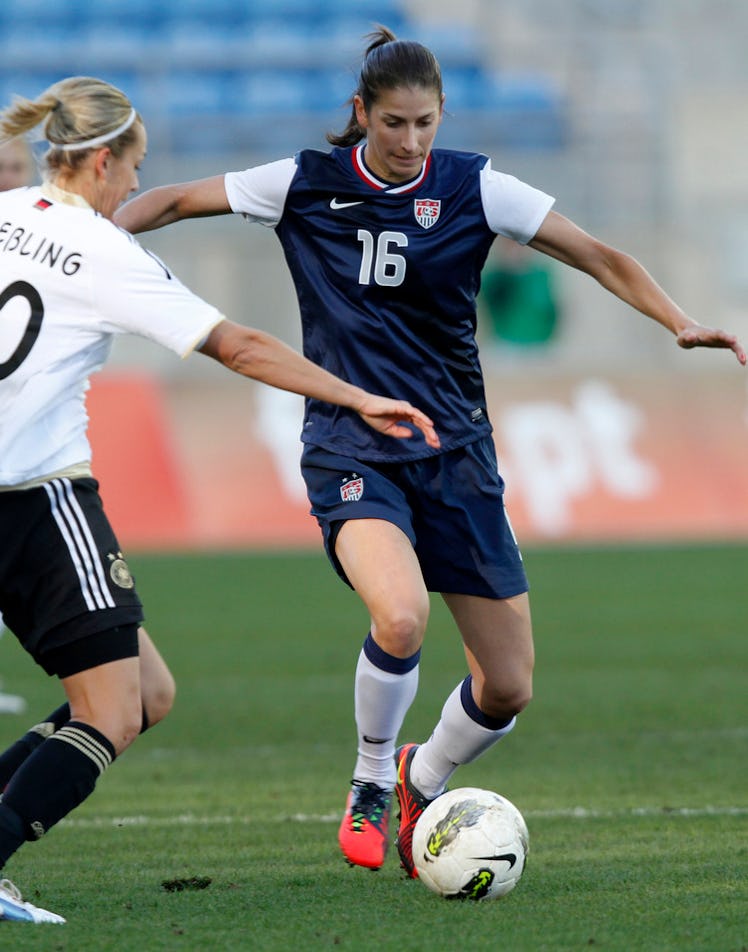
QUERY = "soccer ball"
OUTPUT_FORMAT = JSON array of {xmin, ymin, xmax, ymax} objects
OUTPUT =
[{"xmin": 411, "ymin": 787, "xmax": 529, "ymax": 901}]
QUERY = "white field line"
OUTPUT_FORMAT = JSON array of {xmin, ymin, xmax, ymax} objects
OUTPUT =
[{"xmin": 59, "ymin": 805, "xmax": 748, "ymax": 830}]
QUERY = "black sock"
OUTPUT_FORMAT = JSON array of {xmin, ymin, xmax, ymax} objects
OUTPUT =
[
  {"xmin": 0, "ymin": 720, "xmax": 115, "ymax": 867},
  {"xmin": 0, "ymin": 701, "xmax": 151, "ymax": 791},
  {"xmin": 0, "ymin": 702, "xmax": 71, "ymax": 789},
  {"xmin": 0, "ymin": 805, "xmax": 26, "ymax": 870}
]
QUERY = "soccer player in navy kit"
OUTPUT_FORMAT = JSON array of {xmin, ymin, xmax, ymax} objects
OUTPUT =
[
  {"xmin": 0, "ymin": 75, "xmax": 438, "ymax": 924},
  {"xmin": 116, "ymin": 26, "xmax": 745, "ymax": 876}
]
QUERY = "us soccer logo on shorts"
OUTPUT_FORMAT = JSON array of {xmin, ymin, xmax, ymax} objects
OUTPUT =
[
  {"xmin": 340, "ymin": 476, "xmax": 364, "ymax": 502},
  {"xmin": 414, "ymin": 199, "xmax": 441, "ymax": 229}
]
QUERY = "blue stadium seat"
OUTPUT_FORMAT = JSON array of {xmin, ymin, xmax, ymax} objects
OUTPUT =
[
  {"xmin": 0, "ymin": 71, "xmax": 72, "ymax": 108},
  {"xmin": 491, "ymin": 75, "xmax": 567, "ymax": 150},
  {"xmin": 0, "ymin": 25, "xmax": 85, "ymax": 71},
  {"xmin": 405, "ymin": 22, "xmax": 485, "ymax": 66},
  {"xmin": 163, "ymin": 22, "xmax": 248, "ymax": 65},
  {"xmin": 79, "ymin": 25, "xmax": 165, "ymax": 68},
  {"xmin": 231, "ymin": 69, "xmax": 314, "ymax": 117},
  {"xmin": 1, "ymin": 0, "xmax": 81, "ymax": 28},
  {"xmin": 441, "ymin": 66, "xmax": 490, "ymax": 111},
  {"xmin": 0, "ymin": 3, "xmax": 566, "ymax": 158},
  {"xmin": 161, "ymin": 71, "xmax": 233, "ymax": 116}
]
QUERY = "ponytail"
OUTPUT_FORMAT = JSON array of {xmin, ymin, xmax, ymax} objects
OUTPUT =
[{"xmin": 0, "ymin": 77, "xmax": 141, "ymax": 174}]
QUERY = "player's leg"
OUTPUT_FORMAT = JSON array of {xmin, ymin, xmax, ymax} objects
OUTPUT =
[
  {"xmin": 395, "ymin": 593, "xmax": 533, "ymax": 876},
  {"xmin": 135, "ymin": 626, "xmax": 176, "ymax": 729},
  {"xmin": 415, "ymin": 591, "xmax": 533, "ymax": 790},
  {"xmin": 337, "ymin": 518, "xmax": 428, "ymax": 781},
  {"xmin": 300, "ymin": 446, "xmax": 427, "ymax": 869},
  {"xmin": 0, "ymin": 642, "xmax": 142, "ymax": 924},
  {"xmin": 393, "ymin": 437, "xmax": 532, "ymax": 875},
  {"xmin": 334, "ymin": 517, "xmax": 429, "ymax": 869},
  {"xmin": 0, "ymin": 626, "xmax": 174, "ymax": 789},
  {"xmin": 0, "ymin": 478, "xmax": 147, "ymax": 921},
  {"xmin": 0, "ymin": 636, "xmax": 142, "ymax": 856}
]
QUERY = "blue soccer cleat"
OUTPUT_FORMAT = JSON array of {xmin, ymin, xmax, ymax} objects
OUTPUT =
[{"xmin": 0, "ymin": 878, "xmax": 65, "ymax": 924}]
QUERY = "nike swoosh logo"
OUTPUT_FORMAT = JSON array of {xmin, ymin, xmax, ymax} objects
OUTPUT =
[
  {"xmin": 470, "ymin": 853, "xmax": 518, "ymax": 868},
  {"xmin": 329, "ymin": 198, "xmax": 364, "ymax": 209}
]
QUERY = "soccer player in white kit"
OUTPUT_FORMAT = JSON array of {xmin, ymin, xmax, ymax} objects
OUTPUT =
[
  {"xmin": 0, "ymin": 135, "xmax": 36, "ymax": 717},
  {"xmin": 0, "ymin": 75, "xmax": 438, "ymax": 925}
]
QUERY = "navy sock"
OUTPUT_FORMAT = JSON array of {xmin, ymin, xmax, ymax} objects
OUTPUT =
[{"xmin": 460, "ymin": 675, "xmax": 515, "ymax": 730}]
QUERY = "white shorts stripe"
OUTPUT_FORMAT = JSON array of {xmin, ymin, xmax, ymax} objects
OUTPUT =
[
  {"xmin": 57, "ymin": 478, "xmax": 115, "ymax": 608},
  {"xmin": 44, "ymin": 481, "xmax": 97, "ymax": 611},
  {"xmin": 44, "ymin": 479, "xmax": 115, "ymax": 611}
]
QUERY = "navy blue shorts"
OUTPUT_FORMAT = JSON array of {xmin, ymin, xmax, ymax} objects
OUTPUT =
[
  {"xmin": 0, "ymin": 477, "xmax": 143, "ymax": 675},
  {"xmin": 301, "ymin": 437, "xmax": 528, "ymax": 599}
]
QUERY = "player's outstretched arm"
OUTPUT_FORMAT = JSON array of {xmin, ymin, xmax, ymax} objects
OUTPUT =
[
  {"xmin": 530, "ymin": 211, "xmax": 746, "ymax": 366},
  {"xmin": 115, "ymin": 175, "xmax": 230, "ymax": 234},
  {"xmin": 199, "ymin": 320, "xmax": 440, "ymax": 448}
]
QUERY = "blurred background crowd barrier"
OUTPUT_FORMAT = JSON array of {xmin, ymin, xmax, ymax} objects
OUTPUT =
[{"xmin": 3, "ymin": 0, "xmax": 747, "ymax": 549}]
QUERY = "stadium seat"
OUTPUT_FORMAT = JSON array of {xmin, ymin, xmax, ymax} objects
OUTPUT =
[
  {"xmin": 0, "ymin": 3, "xmax": 566, "ymax": 157},
  {"xmin": 161, "ymin": 71, "xmax": 233, "ymax": 115},
  {"xmin": 407, "ymin": 22, "xmax": 486, "ymax": 66}
]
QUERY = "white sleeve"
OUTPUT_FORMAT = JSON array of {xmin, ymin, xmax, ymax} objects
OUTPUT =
[
  {"xmin": 224, "ymin": 157, "xmax": 297, "ymax": 227},
  {"xmin": 479, "ymin": 159, "xmax": 555, "ymax": 244},
  {"xmin": 92, "ymin": 232, "xmax": 224, "ymax": 358}
]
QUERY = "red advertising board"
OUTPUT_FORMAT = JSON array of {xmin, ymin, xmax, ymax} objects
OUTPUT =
[{"xmin": 87, "ymin": 371, "xmax": 748, "ymax": 551}]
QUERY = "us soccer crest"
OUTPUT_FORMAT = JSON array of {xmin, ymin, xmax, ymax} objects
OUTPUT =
[
  {"xmin": 340, "ymin": 475, "xmax": 364, "ymax": 502},
  {"xmin": 414, "ymin": 199, "xmax": 441, "ymax": 229}
]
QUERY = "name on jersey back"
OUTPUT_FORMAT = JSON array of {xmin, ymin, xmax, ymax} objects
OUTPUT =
[{"xmin": 0, "ymin": 220, "xmax": 82, "ymax": 277}]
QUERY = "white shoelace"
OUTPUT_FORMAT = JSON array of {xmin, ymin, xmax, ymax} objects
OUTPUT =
[{"xmin": 0, "ymin": 878, "xmax": 25, "ymax": 902}]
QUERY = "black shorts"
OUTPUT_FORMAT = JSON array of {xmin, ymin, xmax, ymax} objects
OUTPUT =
[
  {"xmin": 0, "ymin": 477, "xmax": 144, "ymax": 675},
  {"xmin": 301, "ymin": 437, "xmax": 528, "ymax": 599}
]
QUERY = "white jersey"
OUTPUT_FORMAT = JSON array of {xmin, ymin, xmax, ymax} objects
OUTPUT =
[{"xmin": 0, "ymin": 183, "xmax": 223, "ymax": 486}]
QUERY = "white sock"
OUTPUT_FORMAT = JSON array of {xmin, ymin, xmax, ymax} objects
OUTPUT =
[
  {"xmin": 353, "ymin": 634, "xmax": 419, "ymax": 790},
  {"xmin": 410, "ymin": 679, "xmax": 516, "ymax": 800}
]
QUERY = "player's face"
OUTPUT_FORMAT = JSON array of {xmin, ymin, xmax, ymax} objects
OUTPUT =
[
  {"xmin": 97, "ymin": 123, "xmax": 147, "ymax": 221},
  {"xmin": 0, "ymin": 141, "xmax": 34, "ymax": 191},
  {"xmin": 354, "ymin": 85, "xmax": 444, "ymax": 184}
]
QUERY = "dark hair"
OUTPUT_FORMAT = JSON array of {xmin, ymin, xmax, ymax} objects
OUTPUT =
[{"xmin": 327, "ymin": 25, "xmax": 443, "ymax": 147}]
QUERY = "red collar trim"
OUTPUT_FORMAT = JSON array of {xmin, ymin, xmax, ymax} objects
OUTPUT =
[{"xmin": 351, "ymin": 144, "xmax": 431, "ymax": 193}]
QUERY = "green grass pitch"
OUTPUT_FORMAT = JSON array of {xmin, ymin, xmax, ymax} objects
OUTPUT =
[{"xmin": 1, "ymin": 544, "xmax": 746, "ymax": 950}]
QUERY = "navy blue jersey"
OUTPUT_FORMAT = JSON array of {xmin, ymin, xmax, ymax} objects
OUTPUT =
[{"xmin": 226, "ymin": 146, "xmax": 554, "ymax": 461}]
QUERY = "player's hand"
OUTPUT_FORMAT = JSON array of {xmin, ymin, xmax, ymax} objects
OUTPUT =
[
  {"xmin": 676, "ymin": 325, "xmax": 747, "ymax": 365},
  {"xmin": 356, "ymin": 397, "xmax": 440, "ymax": 448}
]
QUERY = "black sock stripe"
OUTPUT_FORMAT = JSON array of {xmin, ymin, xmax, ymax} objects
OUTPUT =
[{"xmin": 50, "ymin": 726, "xmax": 113, "ymax": 774}]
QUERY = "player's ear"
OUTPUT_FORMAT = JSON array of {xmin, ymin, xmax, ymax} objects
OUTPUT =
[
  {"xmin": 353, "ymin": 95, "xmax": 368, "ymax": 129},
  {"xmin": 93, "ymin": 147, "xmax": 112, "ymax": 178}
]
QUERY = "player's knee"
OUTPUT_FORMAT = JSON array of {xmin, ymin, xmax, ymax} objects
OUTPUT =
[
  {"xmin": 144, "ymin": 669, "xmax": 176, "ymax": 728},
  {"xmin": 372, "ymin": 603, "xmax": 428, "ymax": 656},
  {"xmin": 92, "ymin": 706, "xmax": 142, "ymax": 757},
  {"xmin": 480, "ymin": 678, "xmax": 533, "ymax": 720}
]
